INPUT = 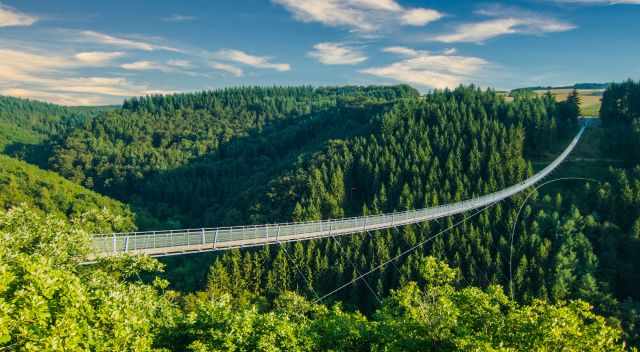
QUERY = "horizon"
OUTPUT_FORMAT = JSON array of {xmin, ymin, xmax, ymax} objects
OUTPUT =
[
  {"xmin": 0, "ymin": 0, "xmax": 639, "ymax": 106},
  {"xmin": 1, "ymin": 82, "xmax": 613, "ymax": 108}
]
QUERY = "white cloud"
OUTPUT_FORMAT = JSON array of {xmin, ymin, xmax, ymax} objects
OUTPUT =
[
  {"xmin": 213, "ymin": 49, "xmax": 290, "ymax": 71},
  {"xmin": 120, "ymin": 60, "xmax": 199, "ymax": 76},
  {"xmin": 273, "ymin": 0, "xmax": 376, "ymax": 31},
  {"xmin": 167, "ymin": 59, "xmax": 193, "ymax": 68},
  {"xmin": 121, "ymin": 61, "xmax": 164, "ymax": 71},
  {"xmin": 349, "ymin": 0, "xmax": 403, "ymax": 11},
  {"xmin": 74, "ymin": 51, "xmax": 125, "ymax": 65},
  {"xmin": 400, "ymin": 8, "xmax": 443, "ymax": 26},
  {"xmin": 383, "ymin": 46, "xmax": 421, "ymax": 57},
  {"xmin": 434, "ymin": 18, "xmax": 521, "ymax": 43},
  {"xmin": 162, "ymin": 14, "xmax": 196, "ymax": 22},
  {"xmin": 0, "ymin": 3, "xmax": 37, "ymax": 27},
  {"xmin": 0, "ymin": 48, "xmax": 172, "ymax": 105},
  {"xmin": 308, "ymin": 42, "xmax": 367, "ymax": 65},
  {"xmin": 78, "ymin": 30, "xmax": 182, "ymax": 52},
  {"xmin": 209, "ymin": 61, "xmax": 244, "ymax": 77},
  {"xmin": 272, "ymin": 0, "xmax": 443, "ymax": 32},
  {"xmin": 362, "ymin": 47, "xmax": 488, "ymax": 89},
  {"xmin": 2, "ymin": 88, "xmax": 109, "ymax": 106},
  {"xmin": 432, "ymin": 7, "xmax": 575, "ymax": 43}
]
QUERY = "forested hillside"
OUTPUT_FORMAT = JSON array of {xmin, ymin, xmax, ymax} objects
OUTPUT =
[
  {"xmin": 0, "ymin": 154, "xmax": 135, "ymax": 233},
  {"xmin": 0, "ymin": 95, "xmax": 71, "ymax": 150},
  {"xmin": 0, "ymin": 95, "xmax": 104, "ymax": 168},
  {"xmin": 2, "ymin": 83, "xmax": 640, "ymax": 349},
  {"xmin": 600, "ymin": 80, "xmax": 640, "ymax": 162},
  {"xmin": 46, "ymin": 86, "xmax": 419, "ymax": 227}
]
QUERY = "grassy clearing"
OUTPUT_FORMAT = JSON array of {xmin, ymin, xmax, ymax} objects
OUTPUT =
[
  {"xmin": 505, "ymin": 88, "xmax": 603, "ymax": 116},
  {"xmin": 533, "ymin": 89, "xmax": 603, "ymax": 117}
]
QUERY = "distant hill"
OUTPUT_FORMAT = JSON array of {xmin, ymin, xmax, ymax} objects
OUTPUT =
[
  {"xmin": 0, "ymin": 95, "xmax": 106, "ymax": 151},
  {"xmin": 511, "ymin": 83, "xmax": 610, "ymax": 93}
]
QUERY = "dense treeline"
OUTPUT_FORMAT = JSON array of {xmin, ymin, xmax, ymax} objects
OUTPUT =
[
  {"xmin": 600, "ymin": 80, "xmax": 640, "ymax": 162},
  {"xmin": 0, "ymin": 206, "xmax": 625, "ymax": 351},
  {"xmin": 0, "ymin": 95, "xmax": 102, "ymax": 168},
  {"xmin": 47, "ymin": 86, "xmax": 419, "ymax": 228},
  {"xmin": 0, "ymin": 95, "xmax": 96, "ymax": 147},
  {"xmin": 50, "ymin": 87, "xmax": 417, "ymax": 189},
  {"xmin": 123, "ymin": 85, "xmax": 419, "ymax": 113},
  {"xmin": 577, "ymin": 84, "xmax": 640, "ymax": 344}
]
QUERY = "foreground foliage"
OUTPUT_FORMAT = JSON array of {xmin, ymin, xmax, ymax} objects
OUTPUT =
[
  {"xmin": 0, "ymin": 207, "xmax": 625, "ymax": 351},
  {"xmin": 0, "ymin": 207, "xmax": 177, "ymax": 350}
]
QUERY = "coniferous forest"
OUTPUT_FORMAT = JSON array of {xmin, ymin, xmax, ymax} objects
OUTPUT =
[{"xmin": 2, "ymin": 83, "xmax": 640, "ymax": 350}]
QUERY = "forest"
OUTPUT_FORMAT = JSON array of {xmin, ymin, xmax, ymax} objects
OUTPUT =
[{"xmin": 1, "ymin": 83, "xmax": 639, "ymax": 350}]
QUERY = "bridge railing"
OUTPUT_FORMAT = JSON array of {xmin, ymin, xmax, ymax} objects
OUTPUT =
[{"xmin": 92, "ymin": 126, "xmax": 584, "ymax": 256}]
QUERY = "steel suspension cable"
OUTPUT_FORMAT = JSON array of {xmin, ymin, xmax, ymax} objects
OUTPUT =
[
  {"xmin": 508, "ymin": 176, "xmax": 600, "ymax": 299},
  {"xmin": 329, "ymin": 234, "xmax": 382, "ymax": 304},
  {"xmin": 314, "ymin": 201, "xmax": 500, "ymax": 304},
  {"xmin": 279, "ymin": 242, "xmax": 322, "ymax": 301}
]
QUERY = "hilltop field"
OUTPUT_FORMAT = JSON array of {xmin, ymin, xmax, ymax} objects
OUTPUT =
[
  {"xmin": 503, "ymin": 84, "xmax": 605, "ymax": 116},
  {"xmin": 532, "ymin": 88, "xmax": 603, "ymax": 116}
]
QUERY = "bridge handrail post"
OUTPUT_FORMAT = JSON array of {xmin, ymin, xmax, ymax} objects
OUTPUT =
[
  {"xmin": 213, "ymin": 229, "xmax": 219, "ymax": 249},
  {"xmin": 112, "ymin": 234, "xmax": 116, "ymax": 253},
  {"xmin": 276, "ymin": 225, "xmax": 281, "ymax": 242},
  {"xmin": 124, "ymin": 236, "xmax": 129, "ymax": 252},
  {"xmin": 201, "ymin": 228, "xmax": 205, "ymax": 245}
]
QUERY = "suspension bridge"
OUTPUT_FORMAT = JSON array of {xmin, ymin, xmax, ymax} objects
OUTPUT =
[{"xmin": 91, "ymin": 126, "xmax": 586, "ymax": 259}]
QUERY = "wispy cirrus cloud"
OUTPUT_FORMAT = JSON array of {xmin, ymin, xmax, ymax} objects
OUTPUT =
[
  {"xmin": 209, "ymin": 61, "xmax": 244, "ymax": 77},
  {"xmin": 77, "ymin": 30, "xmax": 183, "ymax": 52},
  {"xmin": 2, "ymin": 88, "xmax": 110, "ymax": 106},
  {"xmin": 121, "ymin": 61, "xmax": 170, "ymax": 71},
  {"xmin": 432, "ymin": 5, "xmax": 575, "ymax": 43},
  {"xmin": 162, "ymin": 14, "xmax": 196, "ymax": 22},
  {"xmin": 308, "ymin": 42, "xmax": 367, "ymax": 65},
  {"xmin": 166, "ymin": 59, "xmax": 193, "ymax": 68},
  {"xmin": 362, "ymin": 46, "xmax": 489, "ymax": 89},
  {"xmin": 74, "ymin": 51, "xmax": 125, "ymax": 65},
  {"xmin": 0, "ymin": 48, "xmax": 173, "ymax": 105},
  {"xmin": 0, "ymin": 2, "xmax": 37, "ymax": 27},
  {"xmin": 120, "ymin": 60, "xmax": 197, "ymax": 75},
  {"xmin": 272, "ymin": 0, "xmax": 443, "ymax": 33},
  {"xmin": 212, "ymin": 49, "xmax": 291, "ymax": 71}
]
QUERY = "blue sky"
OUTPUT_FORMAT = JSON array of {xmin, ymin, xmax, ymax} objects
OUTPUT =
[{"xmin": 0, "ymin": 0, "xmax": 638, "ymax": 105}]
